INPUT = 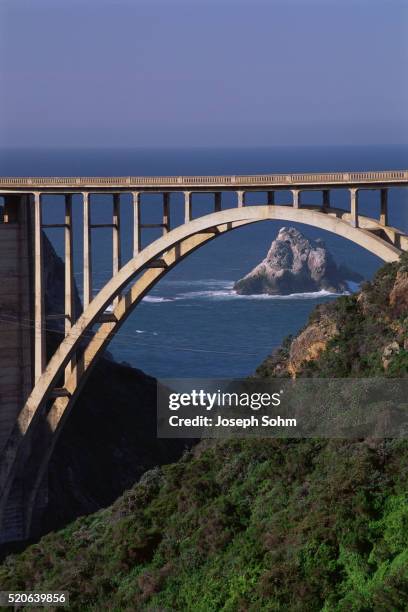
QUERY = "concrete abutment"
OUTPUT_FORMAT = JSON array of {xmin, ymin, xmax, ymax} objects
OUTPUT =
[{"xmin": 0, "ymin": 195, "xmax": 34, "ymax": 543}]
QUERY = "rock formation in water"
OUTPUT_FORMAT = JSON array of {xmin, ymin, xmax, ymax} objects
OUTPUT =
[{"xmin": 234, "ymin": 227, "xmax": 362, "ymax": 296}]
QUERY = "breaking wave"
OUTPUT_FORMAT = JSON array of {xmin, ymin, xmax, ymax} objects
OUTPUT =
[
  {"xmin": 142, "ymin": 296, "xmax": 176, "ymax": 303},
  {"xmin": 138, "ymin": 278, "xmax": 360, "ymax": 303}
]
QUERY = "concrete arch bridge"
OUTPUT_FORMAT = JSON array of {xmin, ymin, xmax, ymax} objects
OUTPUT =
[{"xmin": 0, "ymin": 169, "xmax": 407, "ymax": 542}]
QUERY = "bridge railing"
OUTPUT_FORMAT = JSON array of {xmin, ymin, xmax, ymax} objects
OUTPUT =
[{"xmin": 0, "ymin": 170, "xmax": 407, "ymax": 190}]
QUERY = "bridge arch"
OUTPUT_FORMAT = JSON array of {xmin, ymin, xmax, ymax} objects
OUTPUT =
[{"xmin": 0, "ymin": 204, "xmax": 404, "ymax": 536}]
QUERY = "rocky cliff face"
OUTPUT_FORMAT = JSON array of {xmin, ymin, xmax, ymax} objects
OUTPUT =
[{"xmin": 234, "ymin": 227, "xmax": 362, "ymax": 295}]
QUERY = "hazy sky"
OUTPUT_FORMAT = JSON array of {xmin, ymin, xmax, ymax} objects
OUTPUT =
[{"xmin": 0, "ymin": 0, "xmax": 407, "ymax": 148}]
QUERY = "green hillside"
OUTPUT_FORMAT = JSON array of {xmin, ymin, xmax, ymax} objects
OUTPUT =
[{"xmin": 1, "ymin": 255, "xmax": 408, "ymax": 611}]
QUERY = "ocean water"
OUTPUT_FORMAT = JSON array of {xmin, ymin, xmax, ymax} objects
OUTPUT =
[{"xmin": 1, "ymin": 145, "xmax": 407, "ymax": 377}]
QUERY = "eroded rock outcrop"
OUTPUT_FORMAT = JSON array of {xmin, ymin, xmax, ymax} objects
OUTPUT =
[
  {"xmin": 288, "ymin": 312, "xmax": 339, "ymax": 377},
  {"xmin": 389, "ymin": 270, "xmax": 408, "ymax": 317},
  {"xmin": 234, "ymin": 227, "xmax": 362, "ymax": 296}
]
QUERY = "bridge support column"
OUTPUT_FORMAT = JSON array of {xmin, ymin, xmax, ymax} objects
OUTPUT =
[
  {"xmin": 0, "ymin": 194, "xmax": 34, "ymax": 543},
  {"xmin": 112, "ymin": 194, "xmax": 121, "ymax": 307},
  {"xmin": 267, "ymin": 191, "xmax": 275, "ymax": 205},
  {"xmin": 323, "ymin": 189, "xmax": 330, "ymax": 209},
  {"xmin": 380, "ymin": 188, "xmax": 388, "ymax": 226},
  {"xmin": 83, "ymin": 192, "xmax": 92, "ymax": 308},
  {"xmin": 184, "ymin": 191, "xmax": 192, "ymax": 223},
  {"xmin": 292, "ymin": 189, "xmax": 300, "ymax": 209},
  {"xmin": 34, "ymin": 192, "xmax": 45, "ymax": 382},
  {"xmin": 237, "ymin": 191, "xmax": 245, "ymax": 207},
  {"xmin": 350, "ymin": 188, "xmax": 359, "ymax": 228},
  {"xmin": 64, "ymin": 195, "xmax": 75, "ymax": 379},
  {"xmin": 132, "ymin": 192, "xmax": 141, "ymax": 257},
  {"xmin": 163, "ymin": 193, "xmax": 170, "ymax": 234},
  {"xmin": 214, "ymin": 192, "xmax": 222, "ymax": 212},
  {"xmin": 0, "ymin": 193, "xmax": 33, "ymax": 441}
]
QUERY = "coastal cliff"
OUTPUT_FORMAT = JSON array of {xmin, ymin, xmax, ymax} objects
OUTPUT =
[
  {"xmin": 2, "ymin": 255, "xmax": 408, "ymax": 610},
  {"xmin": 234, "ymin": 227, "xmax": 362, "ymax": 295},
  {"xmin": 256, "ymin": 253, "xmax": 408, "ymax": 379}
]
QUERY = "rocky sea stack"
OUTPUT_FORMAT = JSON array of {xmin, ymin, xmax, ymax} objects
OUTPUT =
[{"xmin": 234, "ymin": 227, "xmax": 362, "ymax": 295}]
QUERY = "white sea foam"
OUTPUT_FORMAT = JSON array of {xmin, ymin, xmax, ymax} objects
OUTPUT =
[
  {"xmin": 138, "ymin": 275, "xmax": 357, "ymax": 303},
  {"xmin": 180, "ymin": 288, "xmax": 347, "ymax": 301},
  {"xmin": 142, "ymin": 286, "xmax": 348, "ymax": 303},
  {"xmin": 142, "ymin": 295, "xmax": 176, "ymax": 303}
]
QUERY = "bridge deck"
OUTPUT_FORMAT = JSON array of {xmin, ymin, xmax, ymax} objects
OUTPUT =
[{"xmin": 0, "ymin": 170, "xmax": 407, "ymax": 192}]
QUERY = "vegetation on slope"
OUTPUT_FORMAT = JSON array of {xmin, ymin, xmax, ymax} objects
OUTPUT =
[
  {"xmin": 1, "ymin": 255, "xmax": 408, "ymax": 611},
  {"xmin": 1, "ymin": 439, "xmax": 408, "ymax": 611},
  {"xmin": 257, "ymin": 253, "xmax": 408, "ymax": 379}
]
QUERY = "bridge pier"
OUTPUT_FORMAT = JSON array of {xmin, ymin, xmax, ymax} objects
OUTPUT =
[
  {"xmin": 132, "ymin": 192, "xmax": 141, "ymax": 256},
  {"xmin": 64, "ymin": 195, "xmax": 75, "ymax": 380},
  {"xmin": 83, "ymin": 192, "xmax": 92, "ymax": 308},
  {"xmin": 162, "ymin": 193, "xmax": 170, "ymax": 234},
  {"xmin": 112, "ymin": 194, "xmax": 121, "ymax": 307},
  {"xmin": 350, "ymin": 188, "xmax": 359, "ymax": 227},
  {"xmin": 184, "ymin": 191, "xmax": 192, "ymax": 223},
  {"xmin": 113, "ymin": 194, "xmax": 121, "ymax": 274},
  {"xmin": 267, "ymin": 191, "xmax": 275, "ymax": 205},
  {"xmin": 0, "ymin": 194, "xmax": 34, "ymax": 543},
  {"xmin": 292, "ymin": 189, "xmax": 300, "ymax": 208},
  {"xmin": 214, "ymin": 192, "xmax": 222, "ymax": 212},
  {"xmin": 34, "ymin": 193, "xmax": 45, "ymax": 382},
  {"xmin": 323, "ymin": 189, "xmax": 330, "ymax": 209},
  {"xmin": 380, "ymin": 188, "xmax": 388, "ymax": 226},
  {"xmin": 237, "ymin": 191, "xmax": 245, "ymax": 207}
]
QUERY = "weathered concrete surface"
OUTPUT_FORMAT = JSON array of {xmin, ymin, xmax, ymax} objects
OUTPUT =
[
  {"xmin": 0, "ymin": 197, "xmax": 33, "ymax": 542},
  {"xmin": 0, "ymin": 213, "xmax": 32, "ymax": 453}
]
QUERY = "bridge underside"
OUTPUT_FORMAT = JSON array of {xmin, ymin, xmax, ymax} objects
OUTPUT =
[{"xmin": 1, "ymin": 175, "xmax": 408, "ymax": 542}]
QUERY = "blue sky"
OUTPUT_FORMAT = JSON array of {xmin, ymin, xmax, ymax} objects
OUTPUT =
[{"xmin": 0, "ymin": 0, "xmax": 407, "ymax": 148}]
